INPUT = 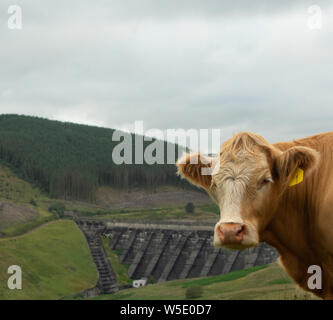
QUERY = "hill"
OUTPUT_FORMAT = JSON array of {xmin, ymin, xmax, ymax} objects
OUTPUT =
[
  {"xmin": 0, "ymin": 114, "xmax": 189, "ymax": 201},
  {"xmin": 0, "ymin": 220, "xmax": 98, "ymax": 299},
  {"xmin": 93, "ymin": 262, "xmax": 318, "ymax": 300},
  {"xmin": 0, "ymin": 162, "xmax": 57, "ymax": 236},
  {"xmin": 0, "ymin": 159, "xmax": 212, "ymax": 236}
]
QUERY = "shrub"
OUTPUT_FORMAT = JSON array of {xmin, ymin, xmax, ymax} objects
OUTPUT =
[
  {"xmin": 185, "ymin": 202, "xmax": 195, "ymax": 213},
  {"xmin": 147, "ymin": 275, "xmax": 156, "ymax": 284},
  {"xmin": 185, "ymin": 285, "xmax": 203, "ymax": 299},
  {"xmin": 48, "ymin": 202, "xmax": 66, "ymax": 217},
  {"xmin": 29, "ymin": 198, "xmax": 37, "ymax": 206}
]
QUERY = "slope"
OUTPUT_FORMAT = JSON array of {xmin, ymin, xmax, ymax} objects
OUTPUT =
[
  {"xmin": 0, "ymin": 220, "xmax": 98, "ymax": 299},
  {"xmin": 94, "ymin": 262, "xmax": 318, "ymax": 300},
  {"xmin": 0, "ymin": 114, "xmax": 188, "ymax": 201}
]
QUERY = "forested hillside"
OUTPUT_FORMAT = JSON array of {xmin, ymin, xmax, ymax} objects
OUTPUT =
[{"xmin": 0, "ymin": 115, "xmax": 187, "ymax": 201}]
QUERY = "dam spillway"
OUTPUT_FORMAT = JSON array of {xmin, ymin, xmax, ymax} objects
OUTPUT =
[{"xmin": 76, "ymin": 219, "xmax": 279, "ymax": 295}]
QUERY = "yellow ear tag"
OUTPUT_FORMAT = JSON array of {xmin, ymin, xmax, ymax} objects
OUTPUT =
[{"xmin": 289, "ymin": 168, "xmax": 304, "ymax": 187}]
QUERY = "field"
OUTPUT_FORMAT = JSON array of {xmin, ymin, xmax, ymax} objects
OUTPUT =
[
  {"xmin": 94, "ymin": 262, "xmax": 318, "ymax": 300},
  {"xmin": 0, "ymin": 161, "xmax": 218, "ymax": 239},
  {"xmin": 0, "ymin": 220, "xmax": 98, "ymax": 299},
  {"xmin": 0, "ymin": 162, "xmax": 59, "ymax": 237},
  {"xmin": 0, "ymin": 162, "xmax": 46, "ymax": 204},
  {"xmin": 71, "ymin": 204, "xmax": 219, "ymax": 221}
]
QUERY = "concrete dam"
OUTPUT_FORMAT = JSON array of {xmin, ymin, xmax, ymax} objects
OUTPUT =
[{"xmin": 76, "ymin": 219, "xmax": 279, "ymax": 295}]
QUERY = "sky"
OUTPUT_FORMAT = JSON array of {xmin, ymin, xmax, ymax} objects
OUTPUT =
[{"xmin": 1, "ymin": 1, "xmax": 333, "ymax": 153}]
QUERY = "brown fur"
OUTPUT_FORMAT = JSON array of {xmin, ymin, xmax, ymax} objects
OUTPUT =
[
  {"xmin": 176, "ymin": 153, "xmax": 213, "ymax": 190},
  {"xmin": 263, "ymin": 132, "xmax": 333, "ymax": 299},
  {"xmin": 177, "ymin": 131, "xmax": 333, "ymax": 299}
]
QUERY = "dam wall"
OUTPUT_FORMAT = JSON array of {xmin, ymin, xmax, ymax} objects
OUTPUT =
[{"xmin": 76, "ymin": 219, "xmax": 279, "ymax": 293}]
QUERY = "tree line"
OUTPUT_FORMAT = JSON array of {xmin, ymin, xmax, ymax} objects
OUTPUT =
[{"xmin": 0, "ymin": 114, "xmax": 192, "ymax": 201}]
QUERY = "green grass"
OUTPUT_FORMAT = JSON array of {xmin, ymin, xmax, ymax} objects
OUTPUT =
[
  {"xmin": 70, "ymin": 204, "xmax": 220, "ymax": 221},
  {"xmin": 0, "ymin": 162, "xmax": 66, "ymax": 236},
  {"xmin": 92, "ymin": 263, "xmax": 318, "ymax": 300},
  {"xmin": 101, "ymin": 237, "xmax": 132, "ymax": 286},
  {"xmin": 171, "ymin": 265, "xmax": 268, "ymax": 288},
  {"xmin": 267, "ymin": 277, "xmax": 294, "ymax": 285},
  {"xmin": 0, "ymin": 220, "xmax": 98, "ymax": 299},
  {"xmin": 0, "ymin": 200, "xmax": 217, "ymax": 240},
  {"xmin": 0, "ymin": 162, "xmax": 47, "ymax": 204},
  {"xmin": 0, "ymin": 215, "xmax": 57, "ymax": 237}
]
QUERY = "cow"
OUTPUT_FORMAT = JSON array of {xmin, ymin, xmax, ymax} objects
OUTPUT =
[{"xmin": 176, "ymin": 131, "xmax": 333, "ymax": 299}]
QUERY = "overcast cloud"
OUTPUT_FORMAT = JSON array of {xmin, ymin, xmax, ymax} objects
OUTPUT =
[{"xmin": 1, "ymin": 1, "xmax": 333, "ymax": 153}]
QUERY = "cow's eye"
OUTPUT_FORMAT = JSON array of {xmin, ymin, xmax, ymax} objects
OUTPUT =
[{"xmin": 258, "ymin": 178, "xmax": 272, "ymax": 189}]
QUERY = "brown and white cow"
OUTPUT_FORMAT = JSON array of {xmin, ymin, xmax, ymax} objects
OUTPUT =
[{"xmin": 176, "ymin": 131, "xmax": 333, "ymax": 299}]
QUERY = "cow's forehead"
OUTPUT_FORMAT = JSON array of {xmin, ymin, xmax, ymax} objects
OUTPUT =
[
  {"xmin": 219, "ymin": 149, "xmax": 267, "ymax": 166},
  {"xmin": 213, "ymin": 150, "xmax": 269, "ymax": 180}
]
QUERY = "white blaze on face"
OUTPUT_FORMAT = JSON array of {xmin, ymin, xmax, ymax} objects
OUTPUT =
[
  {"xmin": 212, "ymin": 156, "xmax": 268, "ymax": 248},
  {"xmin": 214, "ymin": 162, "xmax": 250, "ymax": 224},
  {"xmin": 213, "ymin": 177, "xmax": 246, "ymax": 247},
  {"xmin": 218, "ymin": 178, "xmax": 246, "ymax": 224},
  {"xmin": 212, "ymin": 161, "xmax": 251, "ymax": 247}
]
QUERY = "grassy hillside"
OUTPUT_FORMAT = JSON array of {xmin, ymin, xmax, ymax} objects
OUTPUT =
[
  {"xmin": 0, "ymin": 114, "xmax": 211, "ymax": 235},
  {"xmin": 0, "ymin": 159, "xmax": 213, "ymax": 239},
  {"xmin": 0, "ymin": 162, "xmax": 57, "ymax": 236},
  {"xmin": 69, "ymin": 202, "xmax": 219, "ymax": 221},
  {"xmin": 0, "ymin": 162, "xmax": 46, "ymax": 203},
  {"xmin": 0, "ymin": 220, "xmax": 98, "ymax": 299},
  {"xmin": 0, "ymin": 114, "xmax": 188, "ymax": 201},
  {"xmin": 0, "ymin": 159, "xmax": 212, "ymax": 237},
  {"xmin": 94, "ymin": 263, "xmax": 318, "ymax": 300},
  {"xmin": 95, "ymin": 185, "xmax": 211, "ymax": 209}
]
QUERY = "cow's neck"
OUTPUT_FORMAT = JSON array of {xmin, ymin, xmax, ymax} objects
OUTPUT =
[
  {"xmin": 267, "ymin": 139, "xmax": 325, "ymax": 261},
  {"xmin": 263, "ymin": 186, "xmax": 320, "ymax": 263},
  {"xmin": 260, "ymin": 186, "xmax": 324, "ymax": 292},
  {"xmin": 263, "ymin": 218, "xmax": 311, "ymax": 262}
]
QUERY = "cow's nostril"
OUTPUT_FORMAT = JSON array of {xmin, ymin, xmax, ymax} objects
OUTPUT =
[
  {"xmin": 236, "ymin": 225, "xmax": 245, "ymax": 236},
  {"xmin": 217, "ymin": 225, "xmax": 224, "ymax": 240}
]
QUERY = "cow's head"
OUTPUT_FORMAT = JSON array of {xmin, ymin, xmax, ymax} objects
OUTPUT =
[{"xmin": 176, "ymin": 132, "xmax": 320, "ymax": 250}]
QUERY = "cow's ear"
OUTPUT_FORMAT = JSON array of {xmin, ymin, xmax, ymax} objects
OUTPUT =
[
  {"xmin": 176, "ymin": 153, "xmax": 214, "ymax": 190},
  {"xmin": 274, "ymin": 146, "xmax": 320, "ymax": 183}
]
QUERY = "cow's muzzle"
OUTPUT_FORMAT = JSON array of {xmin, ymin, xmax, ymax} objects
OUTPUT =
[{"xmin": 216, "ymin": 223, "xmax": 246, "ymax": 245}]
